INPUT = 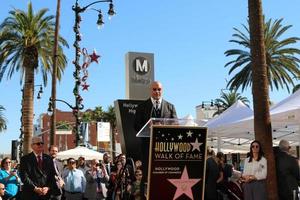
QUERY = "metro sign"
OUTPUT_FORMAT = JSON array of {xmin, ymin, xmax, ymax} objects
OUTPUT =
[{"xmin": 134, "ymin": 57, "xmax": 150, "ymax": 75}]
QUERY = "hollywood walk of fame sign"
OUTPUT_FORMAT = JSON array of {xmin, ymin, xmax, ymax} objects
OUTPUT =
[{"xmin": 148, "ymin": 126, "xmax": 207, "ymax": 200}]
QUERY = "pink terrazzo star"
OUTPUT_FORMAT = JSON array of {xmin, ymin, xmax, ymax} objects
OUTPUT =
[{"xmin": 167, "ymin": 166, "xmax": 201, "ymax": 200}]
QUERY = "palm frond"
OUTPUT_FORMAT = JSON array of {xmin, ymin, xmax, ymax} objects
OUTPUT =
[{"xmin": 225, "ymin": 18, "xmax": 300, "ymax": 93}]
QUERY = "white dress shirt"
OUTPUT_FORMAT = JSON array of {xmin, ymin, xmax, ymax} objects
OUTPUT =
[
  {"xmin": 242, "ymin": 156, "xmax": 267, "ymax": 180},
  {"xmin": 151, "ymin": 97, "xmax": 162, "ymax": 110}
]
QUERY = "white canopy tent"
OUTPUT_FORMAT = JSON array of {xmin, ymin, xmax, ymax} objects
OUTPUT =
[
  {"xmin": 57, "ymin": 146, "xmax": 104, "ymax": 160},
  {"xmin": 205, "ymin": 90, "xmax": 300, "ymax": 152},
  {"xmin": 204, "ymin": 100, "xmax": 254, "ymax": 152},
  {"xmin": 269, "ymin": 89, "xmax": 300, "ymax": 143},
  {"xmin": 180, "ymin": 114, "xmax": 207, "ymax": 126},
  {"xmin": 205, "ymin": 100, "xmax": 253, "ymax": 130}
]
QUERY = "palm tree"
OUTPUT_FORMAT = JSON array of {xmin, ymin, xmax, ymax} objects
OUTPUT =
[
  {"xmin": 292, "ymin": 84, "xmax": 300, "ymax": 93},
  {"xmin": 92, "ymin": 106, "xmax": 105, "ymax": 121},
  {"xmin": 225, "ymin": 18, "xmax": 300, "ymax": 93},
  {"xmin": 103, "ymin": 105, "xmax": 116, "ymax": 128},
  {"xmin": 213, "ymin": 90, "xmax": 249, "ymax": 116},
  {"xmin": 0, "ymin": 105, "xmax": 7, "ymax": 132},
  {"xmin": 0, "ymin": 2, "xmax": 68, "ymax": 154},
  {"xmin": 248, "ymin": 0, "xmax": 278, "ymax": 199}
]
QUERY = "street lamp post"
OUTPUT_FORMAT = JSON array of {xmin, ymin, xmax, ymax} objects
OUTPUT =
[
  {"xmin": 35, "ymin": 85, "xmax": 43, "ymax": 100},
  {"xmin": 67, "ymin": 0, "xmax": 115, "ymax": 146},
  {"xmin": 201, "ymin": 100, "xmax": 215, "ymax": 109},
  {"xmin": 201, "ymin": 100, "xmax": 223, "ymax": 116},
  {"xmin": 48, "ymin": 97, "xmax": 84, "ymax": 146},
  {"xmin": 48, "ymin": 0, "xmax": 115, "ymax": 146}
]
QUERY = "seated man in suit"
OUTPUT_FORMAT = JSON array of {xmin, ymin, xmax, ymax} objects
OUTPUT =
[
  {"xmin": 134, "ymin": 81, "xmax": 177, "ymax": 182},
  {"xmin": 19, "ymin": 136, "xmax": 57, "ymax": 200}
]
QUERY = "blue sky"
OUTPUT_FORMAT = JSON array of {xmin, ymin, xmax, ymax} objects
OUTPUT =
[{"xmin": 1, "ymin": 0, "xmax": 299, "ymax": 153}]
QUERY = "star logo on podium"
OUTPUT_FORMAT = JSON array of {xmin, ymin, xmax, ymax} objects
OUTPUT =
[
  {"xmin": 186, "ymin": 130, "xmax": 193, "ymax": 137},
  {"xmin": 178, "ymin": 134, "xmax": 183, "ymax": 140},
  {"xmin": 190, "ymin": 138, "xmax": 202, "ymax": 152},
  {"xmin": 167, "ymin": 166, "xmax": 201, "ymax": 200}
]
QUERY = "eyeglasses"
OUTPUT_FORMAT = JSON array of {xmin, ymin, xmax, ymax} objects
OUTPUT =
[
  {"xmin": 152, "ymin": 88, "xmax": 161, "ymax": 91},
  {"xmin": 69, "ymin": 161, "xmax": 76, "ymax": 164},
  {"xmin": 251, "ymin": 145, "xmax": 259, "ymax": 148},
  {"xmin": 34, "ymin": 142, "xmax": 44, "ymax": 146}
]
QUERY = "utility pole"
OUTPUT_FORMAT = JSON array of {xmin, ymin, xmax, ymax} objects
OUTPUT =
[{"xmin": 50, "ymin": 0, "xmax": 61, "ymax": 145}]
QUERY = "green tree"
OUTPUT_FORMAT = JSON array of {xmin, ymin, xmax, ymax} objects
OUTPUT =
[
  {"xmin": 81, "ymin": 105, "xmax": 116, "ymax": 156},
  {"xmin": 225, "ymin": 18, "xmax": 300, "ymax": 93},
  {"xmin": 82, "ymin": 106, "xmax": 116, "ymax": 125},
  {"xmin": 92, "ymin": 106, "xmax": 105, "ymax": 121},
  {"xmin": 0, "ymin": 105, "xmax": 7, "ymax": 132},
  {"xmin": 292, "ymin": 84, "xmax": 300, "ymax": 93},
  {"xmin": 248, "ymin": 0, "xmax": 278, "ymax": 199},
  {"xmin": 0, "ymin": 2, "xmax": 68, "ymax": 154},
  {"xmin": 214, "ymin": 90, "xmax": 249, "ymax": 116},
  {"xmin": 103, "ymin": 105, "xmax": 116, "ymax": 128},
  {"xmin": 82, "ymin": 109, "xmax": 94, "ymax": 122}
]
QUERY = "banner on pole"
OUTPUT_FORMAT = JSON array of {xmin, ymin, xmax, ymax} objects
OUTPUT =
[{"xmin": 97, "ymin": 122, "xmax": 111, "ymax": 142}]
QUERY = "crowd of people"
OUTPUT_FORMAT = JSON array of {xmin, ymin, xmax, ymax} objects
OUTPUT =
[
  {"xmin": 205, "ymin": 139, "xmax": 300, "ymax": 200},
  {"xmin": 0, "ymin": 136, "xmax": 146, "ymax": 200},
  {"xmin": 0, "ymin": 81, "xmax": 299, "ymax": 200},
  {"xmin": 0, "ymin": 139, "xmax": 299, "ymax": 200}
]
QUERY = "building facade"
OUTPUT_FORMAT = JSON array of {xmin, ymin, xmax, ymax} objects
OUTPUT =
[
  {"xmin": 195, "ymin": 104, "xmax": 219, "ymax": 121},
  {"xmin": 35, "ymin": 109, "xmax": 115, "ymax": 153}
]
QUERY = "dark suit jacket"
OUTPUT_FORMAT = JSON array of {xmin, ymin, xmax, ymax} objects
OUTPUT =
[
  {"xmin": 134, "ymin": 98, "xmax": 177, "ymax": 132},
  {"xmin": 134, "ymin": 98, "xmax": 177, "ymax": 181},
  {"xmin": 53, "ymin": 159, "xmax": 64, "ymax": 177},
  {"xmin": 19, "ymin": 152, "xmax": 57, "ymax": 200},
  {"xmin": 275, "ymin": 150, "xmax": 300, "ymax": 200},
  {"xmin": 52, "ymin": 158, "xmax": 64, "ymax": 196},
  {"xmin": 205, "ymin": 157, "xmax": 220, "ymax": 200}
]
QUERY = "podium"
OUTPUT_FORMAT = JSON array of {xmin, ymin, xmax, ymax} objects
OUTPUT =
[
  {"xmin": 136, "ymin": 118, "xmax": 207, "ymax": 200},
  {"xmin": 136, "ymin": 117, "xmax": 206, "ymax": 137}
]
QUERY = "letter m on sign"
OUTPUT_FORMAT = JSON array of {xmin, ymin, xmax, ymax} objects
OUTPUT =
[{"xmin": 135, "ymin": 59, "xmax": 148, "ymax": 72}]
